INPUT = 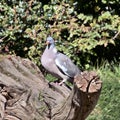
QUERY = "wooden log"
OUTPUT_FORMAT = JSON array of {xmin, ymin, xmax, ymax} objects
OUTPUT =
[
  {"xmin": 0, "ymin": 55, "xmax": 102, "ymax": 120},
  {"xmin": 51, "ymin": 71, "xmax": 102, "ymax": 120}
]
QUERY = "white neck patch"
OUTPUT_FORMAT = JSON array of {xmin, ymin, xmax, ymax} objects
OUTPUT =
[{"xmin": 53, "ymin": 48, "xmax": 57, "ymax": 53}]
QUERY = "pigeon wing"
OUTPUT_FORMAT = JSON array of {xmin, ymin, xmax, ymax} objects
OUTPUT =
[{"xmin": 55, "ymin": 53, "xmax": 80, "ymax": 78}]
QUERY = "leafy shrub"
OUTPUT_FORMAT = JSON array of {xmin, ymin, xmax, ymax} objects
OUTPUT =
[{"xmin": 0, "ymin": 0, "xmax": 120, "ymax": 69}]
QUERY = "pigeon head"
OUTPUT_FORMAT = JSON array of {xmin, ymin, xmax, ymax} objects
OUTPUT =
[{"xmin": 46, "ymin": 36, "xmax": 55, "ymax": 45}]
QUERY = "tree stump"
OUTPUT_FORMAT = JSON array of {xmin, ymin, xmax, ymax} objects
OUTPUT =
[{"xmin": 0, "ymin": 55, "xmax": 102, "ymax": 120}]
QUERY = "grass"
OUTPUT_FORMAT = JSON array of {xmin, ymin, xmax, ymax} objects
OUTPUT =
[{"xmin": 87, "ymin": 62, "xmax": 120, "ymax": 120}]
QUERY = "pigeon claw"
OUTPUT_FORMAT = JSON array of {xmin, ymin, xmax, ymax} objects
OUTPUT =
[{"xmin": 58, "ymin": 79, "xmax": 67, "ymax": 86}]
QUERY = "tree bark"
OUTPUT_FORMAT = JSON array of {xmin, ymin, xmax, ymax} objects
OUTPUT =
[{"xmin": 0, "ymin": 55, "xmax": 102, "ymax": 120}]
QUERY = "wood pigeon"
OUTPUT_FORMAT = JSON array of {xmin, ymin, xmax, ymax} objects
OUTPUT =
[{"xmin": 41, "ymin": 36, "xmax": 81, "ymax": 85}]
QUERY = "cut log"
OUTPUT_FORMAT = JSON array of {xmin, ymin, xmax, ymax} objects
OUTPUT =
[
  {"xmin": 0, "ymin": 55, "xmax": 102, "ymax": 120},
  {"xmin": 51, "ymin": 72, "xmax": 102, "ymax": 120}
]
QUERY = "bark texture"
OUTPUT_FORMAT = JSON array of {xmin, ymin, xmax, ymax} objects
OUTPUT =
[{"xmin": 0, "ymin": 55, "xmax": 102, "ymax": 120}]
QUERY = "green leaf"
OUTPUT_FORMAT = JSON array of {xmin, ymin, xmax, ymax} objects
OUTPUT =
[{"xmin": 118, "ymin": 25, "xmax": 120, "ymax": 32}]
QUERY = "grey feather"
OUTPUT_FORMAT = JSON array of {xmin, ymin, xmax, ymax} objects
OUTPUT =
[{"xmin": 55, "ymin": 53, "xmax": 81, "ymax": 77}]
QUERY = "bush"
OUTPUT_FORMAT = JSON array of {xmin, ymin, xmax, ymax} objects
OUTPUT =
[{"xmin": 0, "ymin": 0, "xmax": 120, "ymax": 69}]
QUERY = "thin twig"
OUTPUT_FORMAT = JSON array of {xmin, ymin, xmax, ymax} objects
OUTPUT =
[
  {"xmin": 112, "ymin": 31, "xmax": 120, "ymax": 40},
  {"xmin": 0, "ymin": 36, "xmax": 7, "ymax": 42}
]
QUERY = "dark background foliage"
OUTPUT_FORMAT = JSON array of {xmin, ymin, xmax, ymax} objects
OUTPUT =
[{"xmin": 0, "ymin": 0, "xmax": 120, "ymax": 68}]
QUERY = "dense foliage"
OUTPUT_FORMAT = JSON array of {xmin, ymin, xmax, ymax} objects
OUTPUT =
[{"xmin": 0, "ymin": 0, "xmax": 120, "ymax": 68}]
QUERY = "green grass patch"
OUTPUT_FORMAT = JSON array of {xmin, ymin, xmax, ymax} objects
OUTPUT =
[{"xmin": 87, "ymin": 63, "xmax": 120, "ymax": 120}]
